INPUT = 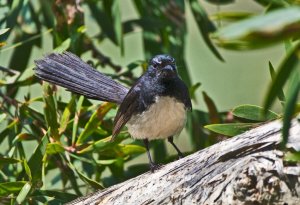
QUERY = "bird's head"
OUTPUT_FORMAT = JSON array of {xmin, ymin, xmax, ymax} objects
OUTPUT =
[{"xmin": 148, "ymin": 54, "xmax": 177, "ymax": 80}]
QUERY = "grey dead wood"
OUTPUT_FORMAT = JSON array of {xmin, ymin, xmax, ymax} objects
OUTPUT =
[{"xmin": 67, "ymin": 117, "xmax": 300, "ymax": 205}]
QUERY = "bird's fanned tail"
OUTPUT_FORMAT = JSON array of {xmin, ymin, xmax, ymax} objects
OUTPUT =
[{"xmin": 34, "ymin": 52, "xmax": 129, "ymax": 104}]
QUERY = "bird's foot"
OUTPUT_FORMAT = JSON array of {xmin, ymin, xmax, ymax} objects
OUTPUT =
[
  {"xmin": 149, "ymin": 162, "xmax": 162, "ymax": 173},
  {"xmin": 178, "ymin": 153, "xmax": 184, "ymax": 159}
]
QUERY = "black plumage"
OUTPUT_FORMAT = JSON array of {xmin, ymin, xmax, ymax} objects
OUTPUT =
[{"xmin": 34, "ymin": 52, "xmax": 128, "ymax": 104}]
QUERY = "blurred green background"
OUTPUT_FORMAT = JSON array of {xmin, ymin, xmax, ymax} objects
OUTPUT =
[
  {"xmin": 0, "ymin": 0, "xmax": 284, "ymax": 111},
  {"xmin": 0, "ymin": 0, "xmax": 299, "ymax": 204}
]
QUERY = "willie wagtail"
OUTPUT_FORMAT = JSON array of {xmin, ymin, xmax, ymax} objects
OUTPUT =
[{"xmin": 34, "ymin": 52, "xmax": 192, "ymax": 172}]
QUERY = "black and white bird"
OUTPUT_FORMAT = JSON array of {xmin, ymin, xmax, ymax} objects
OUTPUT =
[{"xmin": 34, "ymin": 52, "xmax": 192, "ymax": 172}]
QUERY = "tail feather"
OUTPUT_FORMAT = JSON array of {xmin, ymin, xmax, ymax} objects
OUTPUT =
[{"xmin": 34, "ymin": 52, "xmax": 128, "ymax": 104}]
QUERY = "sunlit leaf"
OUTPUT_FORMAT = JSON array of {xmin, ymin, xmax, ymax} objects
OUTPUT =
[
  {"xmin": 59, "ymin": 96, "xmax": 76, "ymax": 135},
  {"xmin": 205, "ymin": 123, "xmax": 258, "ymax": 136},
  {"xmin": 232, "ymin": 104, "xmax": 279, "ymax": 121},
  {"xmin": 23, "ymin": 159, "xmax": 32, "ymax": 181},
  {"xmin": 0, "ymin": 119, "xmax": 19, "ymax": 144},
  {"xmin": 285, "ymin": 151, "xmax": 300, "ymax": 162},
  {"xmin": 72, "ymin": 95, "xmax": 84, "ymax": 145},
  {"xmin": 78, "ymin": 134, "xmax": 128, "ymax": 154},
  {"xmin": 210, "ymin": 12, "xmax": 253, "ymax": 21},
  {"xmin": 16, "ymin": 182, "xmax": 32, "ymax": 204},
  {"xmin": 76, "ymin": 102, "xmax": 115, "ymax": 145},
  {"xmin": 0, "ymin": 29, "xmax": 52, "ymax": 53},
  {"xmin": 43, "ymin": 83, "xmax": 59, "ymax": 140},
  {"xmin": 95, "ymin": 159, "xmax": 118, "ymax": 165},
  {"xmin": 213, "ymin": 7, "xmax": 300, "ymax": 49},
  {"xmin": 118, "ymin": 144, "xmax": 146, "ymax": 156},
  {"xmin": 0, "ymin": 113, "xmax": 6, "ymax": 123},
  {"xmin": 53, "ymin": 38, "xmax": 71, "ymax": 53},
  {"xmin": 46, "ymin": 142, "xmax": 65, "ymax": 154},
  {"xmin": 0, "ymin": 181, "xmax": 26, "ymax": 196},
  {"xmin": 0, "ymin": 0, "xmax": 24, "ymax": 41},
  {"xmin": 0, "ymin": 28, "xmax": 10, "ymax": 36}
]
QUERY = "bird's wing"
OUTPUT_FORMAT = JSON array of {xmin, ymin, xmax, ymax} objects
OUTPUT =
[{"xmin": 111, "ymin": 84, "xmax": 141, "ymax": 140}]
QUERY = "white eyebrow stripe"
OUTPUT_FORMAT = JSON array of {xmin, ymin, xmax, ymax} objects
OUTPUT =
[{"xmin": 153, "ymin": 58, "xmax": 162, "ymax": 64}]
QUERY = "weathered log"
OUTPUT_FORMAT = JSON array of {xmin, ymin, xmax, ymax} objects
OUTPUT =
[{"xmin": 67, "ymin": 117, "xmax": 300, "ymax": 205}]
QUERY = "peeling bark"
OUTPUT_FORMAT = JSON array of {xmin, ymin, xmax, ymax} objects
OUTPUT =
[{"xmin": 67, "ymin": 117, "xmax": 300, "ymax": 205}]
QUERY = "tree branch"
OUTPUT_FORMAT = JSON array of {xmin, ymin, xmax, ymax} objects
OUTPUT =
[{"xmin": 67, "ymin": 117, "xmax": 300, "ymax": 205}]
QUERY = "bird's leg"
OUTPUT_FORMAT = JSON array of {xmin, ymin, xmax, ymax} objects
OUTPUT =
[
  {"xmin": 168, "ymin": 136, "xmax": 184, "ymax": 159},
  {"xmin": 143, "ymin": 139, "xmax": 161, "ymax": 172}
]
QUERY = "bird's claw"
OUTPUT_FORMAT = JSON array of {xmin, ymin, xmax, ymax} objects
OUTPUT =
[{"xmin": 149, "ymin": 162, "xmax": 162, "ymax": 173}]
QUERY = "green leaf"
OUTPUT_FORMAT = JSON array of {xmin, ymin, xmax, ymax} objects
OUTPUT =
[
  {"xmin": 268, "ymin": 61, "xmax": 285, "ymax": 104},
  {"xmin": 16, "ymin": 182, "xmax": 32, "ymax": 204},
  {"xmin": 0, "ymin": 28, "xmax": 10, "ymax": 36},
  {"xmin": 14, "ymin": 133, "xmax": 35, "ymax": 142},
  {"xmin": 112, "ymin": 0, "xmax": 124, "ymax": 55},
  {"xmin": 43, "ymin": 83, "xmax": 59, "ymax": 140},
  {"xmin": 203, "ymin": 91, "xmax": 220, "ymax": 124},
  {"xmin": 78, "ymin": 134, "xmax": 128, "ymax": 154},
  {"xmin": 213, "ymin": 7, "xmax": 300, "ymax": 49},
  {"xmin": 210, "ymin": 12, "xmax": 253, "ymax": 21},
  {"xmin": 118, "ymin": 144, "xmax": 146, "ymax": 156},
  {"xmin": 0, "ymin": 181, "xmax": 27, "ymax": 196},
  {"xmin": 23, "ymin": 160, "xmax": 32, "ymax": 181},
  {"xmin": 1, "ymin": 0, "xmax": 24, "ymax": 41},
  {"xmin": 74, "ymin": 167, "xmax": 104, "ymax": 189},
  {"xmin": 253, "ymin": 0, "xmax": 290, "ymax": 7},
  {"xmin": 282, "ymin": 72, "xmax": 300, "ymax": 146},
  {"xmin": 76, "ymin": 102, "xmax": 115, "ymax": 145},
  {"xmin": 53, "ymin": 38, "xmax": 71, "ymax": 53},
  {"xmin": 27, "ymin": 131, "xmax": 49, "ymax": 184},
  {"xmin": 205, "ymin": 123, "xmax": 258, "ymax": 136},
  {"xmin": 189, "ymin": 0, "xmax": 224, "ymax": 61},
  {"xmin": 72, "ymin": 95, "xmax": 84, "ymax": 145},
  {"xmin": 46, "ymin": 142, "xmax": 65, "ymax": 155},
  {"xmin": 95, "ymin": 159, "xmax": 118, "ymax": 165},
  {"xmin": 59, "ymin": 96, "xmax": 76, "ymax": 135},
  {"xmin": 0, "ymin": 119, "xmax": 19, "ymax": 144},
  {"xmin": 189, "ymin": 82, "xmax": 201, "ymax": 101},
  {"xmin": 285, "ymin": 151, "xmax": 300, "ymax": 162},
  {"xmin": 264, "ymin": 41, "xmax": 300, "ymax": 112},
  {"xmin": 0, "ymin": 156, "xmax": 21, "ymax": 167},
  {"xmin": 232, "ymin": 104, "xmax": 279, "ymax": 122},
  {"xmin": 66, "ymin": 160, "xmax": 104, "ymax": 189},
  {"xmin": 31, "ymin": 190, "xmax": 77, "ymax": 202},
  {"xmin": 205, "ymin": 0, "xmax": 234, "ymax": 5},
  {"xmin": 0, "ymin": 113, "xmax": 7, "ymax": 123}
]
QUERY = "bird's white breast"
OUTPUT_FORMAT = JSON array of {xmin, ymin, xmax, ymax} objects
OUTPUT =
[{"xmin": 127, "ymin": 96, "xmax": 187, "ymax": 140}]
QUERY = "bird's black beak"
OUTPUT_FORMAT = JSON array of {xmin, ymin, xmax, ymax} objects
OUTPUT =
[{"xmin": 161, "ymin": 65, "xmax": 176, "ymax": 78}]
